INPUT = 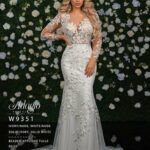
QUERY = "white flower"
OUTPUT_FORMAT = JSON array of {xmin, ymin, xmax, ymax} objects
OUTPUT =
[
  {"xmin": 39, "ymin": 76, "xmax": 47, "ymax": 85},
  {"xmin": 135, "ymin": 136, "xmax": 141, "ymax": 142},
  {"xmin": 6, "ymin": 11, "xmax": 14, "ymax": 18},
  {"xmin": 145, "ymin": 91, "xmax": 150, "ymax": 96},
  {"xmin": 25, "ymin": 85, "xmax": 32, "ymax": 91},
  {"xmin": 9, "ymin": 0, "xmax": 18, "ymax": 5},
  {"xmin": 25, "ymin": 30, "xmax": 33, "ymax": 37},
  {"xmin": 125, "ymin": 8, "xmax": 132, "ymax": 14},
  {"xmin": 45, "ymin": 94, "xmax": 50, "ymax": 99},
  {"xmin": 143, "ymin": 43, "xmax": 149, "ymax": 49},
  {"xmin": 107, "ymin": 24, "xmax": 115, "ymax": 32},
  {"xmin": 10, "ymin": 33, "xmax": 15, "ymax": 40},
  {"xmin": 0, "ymin": 3, "xmax": 5, "ymax": 10},
  {"xmin": 8, "ymin": 72, "xmax": 15, "ymax": 79},
  {"xmin": 1, "ymin": 74, "xmax": 8, "ymax": 81},
  {"xmin": 19, "ymin": 16, "xmax": 25, "ymax": 22},
  {"xmin": 117, "ymin": 73, "xmax": 125, "ymax": 81},
  {"xmin": 53, "ymin": 1, "xmax": 61, "ymax": 10},
  {"xmin": 3, "ymin": 23, "xmax": 10, "ymax": 30},
  {"xmin": 18, "ymin": 38, "xmax": 24, "ymax": 44},
  {"xmin": 42, "ymin": 112, "xmax": 48, "ymax": 117},
  {"xmin": 134, "ymin": 102, "xmax": 141, "ymax": 108},
  {"xmin": 127, "ymin": 89, "xmax": 135, "ymax": 96},
  {"xmin": 32, "ymin": 10, "xmax": 40, "ymax": 17},
  {"xmin": 127, "ymin": 30, "xmax": 134, "ymax": 37},
  {"xmin": 42, "ymin": 50, "xmax": 51, "ymax": 58},
  {"xmin": 146, "ymin": 0, "xmax": 150, "ymax": 6},
  {"xmin": 118, "ymin": 87, "xmax": 124, "ymax": 92},
  {"xmin": 113, "ymin": 97, "xmax": 120, "ymax": 103},
  {"xmin": 60, "ymin": 81, "xmax": 65, "ymax": 89},
  {"xmin": 127, "ymin": 19, "xmax": 133, "ymax": 27},
  {"xmin": 6, "ymin": 41, "xmax": 14, "ymax": 47},
  {"xmin": 137, "ymin": 85, "xmax": 143, "ymax": 92},
  {"xmin": 134, "ymin": 17, "xmax": 141, "ymax": 24},
  {"xmin": 10, "ymin": 97, "xmax": 16, "ymax": 103},
  {"xmin": 42, "ymin": 59, "xmax": 48, "ymax": 65},
  {"xmin": 112, "ymin": 3, "xmax": 121, "ymax": 9},
  {"xmin": 14, "ymin": 92, "xmax": 21, "ymax": 97},
  {"xmin": 3, "ymin": 91, "xmax": 8, "ymax": 97},
  {"xmin": 118, "ymin": 47, "xmax": 125, "ymax": 54},
  {"xmin": 96, "ymin": 94, "xmax": 103, "ymax": 101},
  {"xmin": 109, "ymin": 41, "xmax": 115, "ymax": 47},
  {"xmin": 135, "ymin": 68, "xmax": 142, "ymax": 76},
  {"xmin": 0, "ymin": 52, "xmax": 6, "ymax": 59},
  {"xmin": 98, "ymin": 76, "xmax": 104, "ymax": 82},
  {"xmin": 102, "ymin": 84, "xmax": 109, "ymax": 90},
  {"xmin": 111, "ymin": 135, "xmax": 117, "ymax": 143},
  {"xmin": 25, "ymin": 73, "xmax": 31, "ymax": 79},
  {"xmin": 52, "ymin": 95, "xmax": 59, "ymax": 103},
  {"xmin": 29, "ymin": 67, "xmax": 35, "ymax": 72},
  {"xmin": 109, "ymin": 103, "xmax": 115, "ymax": 110},
  {"xmin": 19, "ymin": 54, "xmax": 26, "ymax": 61},
  {"xmin": 99, "ymin": 0, "xmax": 104, "ymax": 4},
  {"xmin": 144, "ymin": 71, "xmax": 150, "ymax": 78},
  {"xmin": 132, "ymin": 0, "xmax": 141, "ymax": 7}
]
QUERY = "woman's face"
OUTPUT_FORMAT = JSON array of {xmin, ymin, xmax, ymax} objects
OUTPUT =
[{"xmin": 70, "ymin": 0, "xmax": 84, "ymax": 9}]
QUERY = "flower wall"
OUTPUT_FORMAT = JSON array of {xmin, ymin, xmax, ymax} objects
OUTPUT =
[{"xmin": 0, "ymin": 0, "xmax": 150, "ymax": 122}]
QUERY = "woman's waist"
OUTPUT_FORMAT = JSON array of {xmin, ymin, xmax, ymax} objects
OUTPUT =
[{"xmin": 66, "ymin": 43, "xmax": 91, "ymax": 48}]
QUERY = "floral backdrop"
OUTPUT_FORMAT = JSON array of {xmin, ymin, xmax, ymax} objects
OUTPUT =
[{"xmin": 0, "ymin": 0, "xmax": 150, "ymax": 123}]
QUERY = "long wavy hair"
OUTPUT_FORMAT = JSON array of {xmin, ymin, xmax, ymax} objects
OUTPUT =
[{"xmin": 58, "ymin": 0, "xmax": 102, "ymax": 40}]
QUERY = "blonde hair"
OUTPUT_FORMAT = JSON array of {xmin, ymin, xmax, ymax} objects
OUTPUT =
[{"xmin": 58, "ymin": 0, "xmax": 102, "ymax": 40}]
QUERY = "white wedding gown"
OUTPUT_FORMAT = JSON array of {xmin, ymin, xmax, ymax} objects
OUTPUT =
[{"xmin": 30, "ymin": 11, "xmax": 124, "ymax": 150}]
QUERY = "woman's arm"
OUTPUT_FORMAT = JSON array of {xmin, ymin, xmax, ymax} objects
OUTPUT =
[
  {"xmin": 41, "ymin": 12, "xmax": 64, "ymax": 41},
  {"xmin": 90, "ymin": 11, "xmax": 102, "ymax": 61}
]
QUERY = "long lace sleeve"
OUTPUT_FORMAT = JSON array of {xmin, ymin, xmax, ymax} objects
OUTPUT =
[
  {"xmin": 90, "ymin": 11, "xmax": 102, "ymax": 60},
  {"xmin": 40, "ymin": 12, "xmax": 62, "ymax": 41}
]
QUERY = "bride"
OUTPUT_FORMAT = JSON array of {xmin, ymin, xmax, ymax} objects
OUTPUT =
[{"xmin": 31, "ymin": 0, "xmax": 124, "ymax": 149}]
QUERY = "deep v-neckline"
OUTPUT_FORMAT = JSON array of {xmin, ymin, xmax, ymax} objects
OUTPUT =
[{"xmin": 67, "ymin": 13, "xmax": 87, "ymax": 29}]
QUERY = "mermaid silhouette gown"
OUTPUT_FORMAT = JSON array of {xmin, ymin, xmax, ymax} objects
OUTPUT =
[{"xmin": 30, "ymin": 11, "xmax": 124, "ymax": 150}]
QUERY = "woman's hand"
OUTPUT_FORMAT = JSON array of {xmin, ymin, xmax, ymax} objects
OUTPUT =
[
  {"xmin": 85, "ymin": 57, "xmax": 97, "ymax": 77},
  {"xmin": 58, "ymin": 34, "xmax": 72, "ymax": 45}
]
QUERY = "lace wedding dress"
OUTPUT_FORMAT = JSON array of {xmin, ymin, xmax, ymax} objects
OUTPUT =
[{"xmin": 30, "ymin": 11, "xmax": 124, "ymax": 150}]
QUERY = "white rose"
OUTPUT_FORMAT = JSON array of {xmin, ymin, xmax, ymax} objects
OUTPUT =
[
  {"xmin": 144, "ymin": 91, "xmax": 150, "ymax": 96},
  {"xmin": 127, "ymin": 30, "xmax": 134, "ymax": 37},
  {"xmin": 52, "ymin": 95, "xmax": 59, "ymax": 103},
  {"xmin": 102, "ymin": 84, "xmax": 109, "ymax": 90},
  {"xmin": 9, "ymin": 0, "xmax": 18, "ymax": 5},
  {"xmin": 3, "ymin": 23, "xmax": 10, "ymax": 30},
  {"xmin": 6, "ymin": 11, "xmax": 14, "ymax": 18},
  {"xmin": 0, "ymin": 3, "xmax": 5, "ymax": 10},
  {"xmin": 42, "ymin": 50, "xmax": 51, "ymax": 58},
  {"xmin": 144, "ymin": 71, "xmax": 150, "ymax": 78},
  {"xmin": 96, "ymin": 94, "xmax": 103, "ymax": 101},
  {"xmin": 1, "ymin": 74, "xmax": 8, "ymax": 81},
  {"xmin": 134, "ymin": 102, "xmax": 141, "ymax": 108},
  {"xmin": 26, "ymin": 85, "xmax": 32, "ymax": 91},
  {"xmin": 135, "ymin": 68, "xmax": 142, "ymax": 76},
  {"xmin": 114, "ymin": 97, "xmax": 120, "ymax": 102},
  {"xmin": 53, "ymin": 1, "xmax": 61, "ymax": 10},
  {"xmin": 108, "ymin": 103, "xmax": 115, "ymax": 110},
  {"xmin": 42, "ymin": 59, "xmax": 48, "ymax": 65},
  {"xmin": 0, "ymin": 52, "xmax": 6, "ymax": 59},
  {"xmin": 127, "ymin": 89, "xmax": 135, "ymax": 96},
  {"xmin": 137, "ymin": 85, "xmax": 143, "ymax": 92},
  {"xmin": 42, "ymin": 112, "xmax": 48, "ymax": 117},
  {"xmin": 32, "ymin": 10, "xmax": 40, "ymax": 17},
  {"xmin": 29, "ymin": 67, "xmax": 35, "ymax": 72},
  {"xmin": 125, "ymin": 8, "xmax": 132, "ymax": 14},
  {"xmin": 107, "ymin": 25, "xmax": 115, "ymax": 32},
  {"xmin": 25, "ymin": 30, "xmax": 33, "ymax": 37}
]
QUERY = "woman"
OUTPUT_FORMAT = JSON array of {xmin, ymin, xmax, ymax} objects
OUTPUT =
[{"xmin": 31, "ymin": 0, "xmax": 124, "ymax": 150}]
